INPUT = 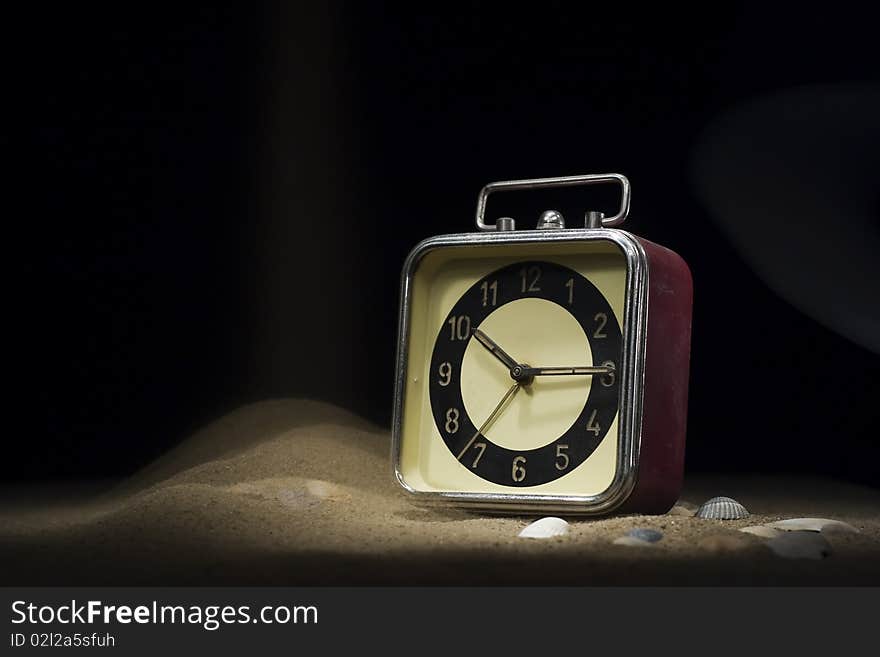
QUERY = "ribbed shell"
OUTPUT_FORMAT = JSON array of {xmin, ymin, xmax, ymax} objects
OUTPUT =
[{"xmin": 695, "ymin": 496, "xmax": 749, "ymax": 520}]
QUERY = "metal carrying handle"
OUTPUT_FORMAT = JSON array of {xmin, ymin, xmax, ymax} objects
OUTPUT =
[{"xmin": 475, "ymin": 173, "xmax": 631, "ymax": 231}]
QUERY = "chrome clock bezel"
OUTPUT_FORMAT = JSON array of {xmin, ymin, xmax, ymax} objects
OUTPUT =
[{"xmin": 391, "ymin": 227, "xmax": 649, "ymax": 515}]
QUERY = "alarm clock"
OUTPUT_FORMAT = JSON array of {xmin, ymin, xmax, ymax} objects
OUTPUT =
[{"xmin": 391, "ymin": 174, "xmax": 692, "ymax": 515}]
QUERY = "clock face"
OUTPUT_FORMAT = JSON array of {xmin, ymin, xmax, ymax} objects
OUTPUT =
[
  {"xmin": 428, "ymin": 260, "xmax": 622, "ymax": 487},
  {"xmin": 396, "ymin": 239, "xmax": 629, "ymax": 499}
]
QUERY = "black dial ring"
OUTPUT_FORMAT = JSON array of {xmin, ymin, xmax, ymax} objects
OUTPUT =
[{"xmin": 429, "ymin": 260, "xmax": 622, "ymax": 487}]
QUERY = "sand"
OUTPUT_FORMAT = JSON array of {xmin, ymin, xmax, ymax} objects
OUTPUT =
[{"xmin": 1, "ymin": 399, "xmax": 878, "ymax": 585}]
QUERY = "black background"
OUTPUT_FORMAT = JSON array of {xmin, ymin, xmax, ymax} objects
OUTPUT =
[{"xmin": 12, "ymin": 4, "xmax": 879, "ymax": 486}]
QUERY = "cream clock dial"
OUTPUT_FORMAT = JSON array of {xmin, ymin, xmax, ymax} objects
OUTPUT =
[{"xmin": 428, "ymin": 260, "xmax": 621, "ymax": 487}]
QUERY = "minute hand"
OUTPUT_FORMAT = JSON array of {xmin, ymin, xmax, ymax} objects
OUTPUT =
[{"xmin": 518, "ymin": 365, "xmax": 614, "ymax": 377}]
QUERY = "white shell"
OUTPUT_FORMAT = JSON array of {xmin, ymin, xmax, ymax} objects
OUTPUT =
[
  {"xmin": 739, "ymin": 525, "xmax": 784, "ymax": 539},
  {"xmin": 765, "ymin": 518, "xmax": 859, "ymax": 534},
  {"xmin": 518, "ymin": 517, "xmax": 570, "ymax": 539},
  {"xmin": 767, "ymin": 532, "xmax": 833, "ymax": 560},
  {"xmin": 695, "ymin": 496, "xmax": 750, "ymax": 520}
]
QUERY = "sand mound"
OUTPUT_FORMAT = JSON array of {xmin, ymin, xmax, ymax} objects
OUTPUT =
[
  {"xmin": 1, "ymin": 399, "xmax": 878, "ymax": 585},
  {"xmin": 118, "ymin": 398, "xmax": 378, "ymax": 493}
]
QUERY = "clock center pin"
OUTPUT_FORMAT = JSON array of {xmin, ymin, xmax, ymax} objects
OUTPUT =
[{"xmin": 510, "ymin": 364, "xmax": 535, "ymax": 386}]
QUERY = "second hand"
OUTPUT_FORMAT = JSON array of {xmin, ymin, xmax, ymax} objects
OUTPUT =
[{"xmin": 456, "ymin": 382, "xmax": 521, "ymax": 460}]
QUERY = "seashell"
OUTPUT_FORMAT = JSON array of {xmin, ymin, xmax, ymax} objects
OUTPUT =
[
  {"xmin": 518, "ymin": 517, "xmax": 570, "ymax": 539},
  {"xmin": 765, "ymin": 518, "xmax": 859, "ymax": 534},
  {"xmin": 767, "ymin": 532, "xmax": 833, "ymax": 560},
  {"xmin": 739, "ymin": 525, "xmax": 784, "ymax": 539},
  {"xmin": 695, "ymin": 496, "xmax": 749, "ymax": 520},
  {"xmin": 613, "ymin": 536, "xmax": 658, "ymax": 547},
  {"xmin": 627, "ymin": 528, "xmax": 664, "ymax": 543}
]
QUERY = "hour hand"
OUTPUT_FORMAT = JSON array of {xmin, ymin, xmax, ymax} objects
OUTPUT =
[
  {"xmin": 471, "ymin": 328, "xmax": 520, "ymax": 371},
  {"xmin": 516, "ymin": 364, "xmax": 614, "ymax": 377}
]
